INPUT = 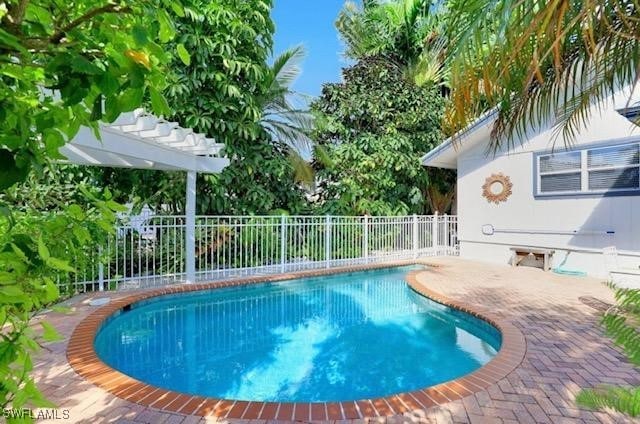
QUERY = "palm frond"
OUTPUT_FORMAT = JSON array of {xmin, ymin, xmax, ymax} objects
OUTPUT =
[
  {"xmin": 600, "ymin": 286, "xmax": 640, "ymax": 365},
  {"xmin": 336, "ymin": 0, "xmax": 437, "ymax": 65},
  {"xmin": 270, "ymin": 45, "xmax": 306, "ymax": 90},
  {"xmin": 259, "ymin": 46, "xmax": 315, "ymax": 164},
  {"xmin": 446, "ymin": 0, "xmax": 640, "ymax": 149},
  {"xmin": 575, "ymin": 283, "xmax": 640, "ymax": 416},
  {"xmin": 577, "ymin": 386, "xmax": 640, "ymax": 417},
  {"xmin": 262, "ymin": 116, "xmax": 314, "ymax": 153},
  {"xmin": 287, "ymin": 149, "xmax": 314, "ymax": 186}
]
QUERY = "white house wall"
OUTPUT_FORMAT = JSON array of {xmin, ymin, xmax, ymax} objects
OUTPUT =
[{"xmin": 456, "ymin": 92, "xmax": 640, "ymax": 278}]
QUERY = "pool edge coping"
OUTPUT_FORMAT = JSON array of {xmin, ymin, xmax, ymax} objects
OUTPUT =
[{"xmin": 66, "ymin": 260, "xmax": 527, "ymax": 421}]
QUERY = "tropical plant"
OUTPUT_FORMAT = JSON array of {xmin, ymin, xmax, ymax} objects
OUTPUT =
[
  {"xmin": 425, "ymin": 179, "xmax": 456, "ymax": 214},
  {"xmin": 336, "ymin": 0, "xmax": 448, "ymax": 86},
  {"xmin": 576, "ymin": 285, "xmax": 640, "ymax": 417},
  {"xmin": 1, "ymin": 165, "xmax": 100, "ymax": 212},
  {"xmin": 312, "ymin": 56, "xmax": 447, "ymax": 215},
  {"xmin": 0, "ymin": 191, "xmax": 122, "ymax": 411},
  {"xmin": 165, "ymin": 0, "xmax": 273, "ymax": 142},
  {"xmin": 332, "ymin": 0, "xmax": 454, "ymax": 215},
  {"xmin": 0, "ymin": 0, "xmax": 179, "ymax": 414},
  {"xmin": 338, "ymin": 0, "xmax": 429, "ymax": 63},
  {"xmin": 260, "ymin": 45, "xmax": 315, "ymax": 185},
  {"xmin": 100, "ymin": 0, "xmax": 311, "ymax": 215},
  {"xmin": 445, "ymin": 0, "xmax": 640, "ymax": 148}
]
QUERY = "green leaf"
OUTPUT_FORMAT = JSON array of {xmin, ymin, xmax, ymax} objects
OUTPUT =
[
  {"xmin": 106, "ymin": 199, "xmax": 128, "ymax": 212},
  {"xmin": 37, "ymin": 237, "xmax": 50, "ymax": 260},
  {"xmin": 132, "ymin": 24, "xmax": 148, "ymax": 47},
  {"xmin": 72, "ymin": 226, "xmax": 91, "ymax": 243},
  {"xmin": 1, "ymin": 63, "xmax": 24, "ymax": 80},
  {"xmin": 157, "ymin": 9, "xmax": 176, "ymax": 43},
  {"xmin": 40, "ymin": 321, "xmax": 62, "ymax": 342},
  {"xmin": 45, "ymin": 257, "xmax": 76, "ymax": 273},
  {"xmin": 90, "ymin": 94, "xmax": 103, "ymax": 121},
  {"xmin": 170, "ymin": 2, "xmax": 185, "ymax": 17},
  {"xmin": 43, "ymin": 129, "xmax": 66, "ymax": 158},
  {"xmin": 70, "ymin": 55, "xmax": 102, "ymax": 75},
  {"xmin": 149, "ymin": 87, "xmax": 171, "ymax": 116},
  {"xmin": 67, "ymin": 204, "xmax": 85, "ymax": 220},
  {"xmin": 98, "ymin": 71, "xmax": 120, "ymax": 96},
  {"xmin": 0, "ymin": 149, "xmax": 30, "ymax": 190},
  {"xmin": 0, "ymin": 284, "xmax": 29, "ymax": 301},
  {"xmin": 104, "ymin": 95, "xmax": 121, "ymax": 122},
  {"xmin": 162, "ymin": 0, "xmax": 185, "ymax": 17},
  {"xmin": 10, "ymin": 243, "xmax": 29, "ymax": 264},
  {"xmin": 42, "ymin": 279, "xmax": 59, "ymax": 303},
  {"xmin": 118, "ymin": 88, "xmax": 144, "ymax": 112},
  {"xmin": 0, "ymin": 28, "xmax": 27, "ymax": 53},
  {"xmin": 176, "ymin": 43, "xmax": 191, "ymax": 66}
]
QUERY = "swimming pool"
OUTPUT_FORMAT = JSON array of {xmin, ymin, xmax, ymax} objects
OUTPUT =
[{"xmin": 94, "ymin": 266, "xmax": 501, "ymax": 402}]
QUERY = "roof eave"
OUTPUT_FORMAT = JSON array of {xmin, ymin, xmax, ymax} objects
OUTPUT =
[{"xmin": 421, "ymin": 108, "xmax": 499, "ymax": 170}]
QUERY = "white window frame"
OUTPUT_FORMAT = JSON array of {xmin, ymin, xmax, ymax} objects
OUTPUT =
[{"xmin": 536, "ymin": 142, "xmax": 640, "ymax": 196}]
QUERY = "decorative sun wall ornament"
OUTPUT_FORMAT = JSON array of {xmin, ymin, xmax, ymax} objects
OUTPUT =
[{"xmin": 482, "ymin": 173, "xmax": 513, "ymax": 204}]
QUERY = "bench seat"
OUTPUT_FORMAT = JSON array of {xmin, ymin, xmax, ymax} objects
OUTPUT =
[{"xmin": 510, "ymin": 247, "xmax": 555, "ymax": 272}]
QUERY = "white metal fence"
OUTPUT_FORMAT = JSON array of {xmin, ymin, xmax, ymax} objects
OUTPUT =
[{"xmin": 67, "ymin": 214, "xmax": 458, "ymax": 292}]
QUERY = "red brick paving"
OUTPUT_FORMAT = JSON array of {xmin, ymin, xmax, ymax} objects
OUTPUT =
[{"xmin": 32, "ymin": 258, "xmax": 640, "ymax": 423}]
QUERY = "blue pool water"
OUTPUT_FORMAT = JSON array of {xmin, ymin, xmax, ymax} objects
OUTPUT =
[{"xmin": 95, "ymin": 266, "xmax": 501, "ymax": 402}]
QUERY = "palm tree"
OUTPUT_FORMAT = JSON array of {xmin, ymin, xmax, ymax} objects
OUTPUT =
[
  {"xmin": 445, "ymin": 0, "xmax": 640, "ymax": 149},
  {"xmin": 259, "ymin": 45, "xmax": 315, "ymax": 185},
  {"xmin": 336, "ymin": 0, "xmax": 448, "ymax": 86}
]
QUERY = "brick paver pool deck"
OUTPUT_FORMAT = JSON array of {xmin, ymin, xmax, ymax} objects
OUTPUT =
[{"xmin": 33, "ymin": 258, "xmax": 640, "ymax": 423}]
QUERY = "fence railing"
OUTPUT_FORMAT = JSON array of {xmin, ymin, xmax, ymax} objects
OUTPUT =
[{"xmin": 67, "ymin": 214, "xmax": 458, "ymax": 292}]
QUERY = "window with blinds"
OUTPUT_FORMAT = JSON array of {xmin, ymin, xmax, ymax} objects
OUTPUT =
[{"xmin": 536, "ymin": 142, "xmax": 640, "ymax": 196}]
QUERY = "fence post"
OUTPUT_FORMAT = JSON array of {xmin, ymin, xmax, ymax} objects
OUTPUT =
[
  {"xmin": 280, "ymin": 215, "xmax": 287, "ymax": 273},
  {"xmin": 413, "ymin": 214, "xmax": 419, "ymax": 258},
  {"xmin": 432, "ymin": 211, "xmax": 439, "ymax": 255},
  {"xmin": 325, "ymin": 215, "xmax": 331, "ymax": 268},
  {"xmin": 98, "ymin": 245, "xmax": 104, "ymax": 292},
  {"xmin": 363, "ymin": 215, "xmax": 369, "ymax": 263},
  {"xmin": 443, "ymin": 214, "xmax": 449, "ymax": 254}
]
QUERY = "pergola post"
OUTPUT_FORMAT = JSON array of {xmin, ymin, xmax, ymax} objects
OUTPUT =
[
  {"xmin": 185, "ymin": 170, "xmax": 197, "ymax": 284},
  {"xmin": 61, "ymin": 108, "xmax": 230, "ymax": 290}
]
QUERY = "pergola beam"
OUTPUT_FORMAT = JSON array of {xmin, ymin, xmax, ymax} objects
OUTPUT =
[{"xmin": 60, "ymin": 109, "xmax": 230, "ymax": 287}]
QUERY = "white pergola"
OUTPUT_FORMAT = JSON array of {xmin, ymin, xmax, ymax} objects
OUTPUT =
[{"xmin": 60, "ymin": 108, "xmax": 230, "ymax": 284}]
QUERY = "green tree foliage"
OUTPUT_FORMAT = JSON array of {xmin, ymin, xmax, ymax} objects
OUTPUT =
[
  {"xmin": 100, "ymin": 0, "xmax": 310, "ymax": 215},
  {"xmin": 160, "ymin": 0, "xmax": 310, "ymax": 214},
  {"xmin": 312, "ymin": 57, "xmax": 446, "ymax": 215},
  {"xmin": 0, "ymin": 192, "xmax": 122, "ymax": 411},
  {"xmin": 337, "ymin": 0, "xmax": 448, "ymax": 87},
  {"xmin": 0, "ymin": 0, "xmax": 179, "ymax": 413},
  {"xmin": 0, "ymin": 0, "xmax": 177, "ymax": 184},
  {"xmin": 166, "ymin": 0, "xmax": 273, "ymax": 141},
  {"xmin": 1, "ymin": 165, "xmax": 101, "ymax": 212},
  {"xmin": 331, "ymin": 0, "xmax": 455, "ymax": 215}
]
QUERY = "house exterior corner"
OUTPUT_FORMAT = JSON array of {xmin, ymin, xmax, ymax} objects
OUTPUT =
[{"xmin": 426, "ymin": 90, "xmax": 640, "ymax": 279}]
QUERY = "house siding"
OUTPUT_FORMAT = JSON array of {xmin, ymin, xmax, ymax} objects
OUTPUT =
[{"xmin": 455, "ymin": 93, "xmax": 640, "ymax": 278}]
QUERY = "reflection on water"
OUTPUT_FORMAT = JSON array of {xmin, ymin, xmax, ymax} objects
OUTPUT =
[{"xmin": 95, "ymin": 266, "xmax": 501, "ymax": 402}]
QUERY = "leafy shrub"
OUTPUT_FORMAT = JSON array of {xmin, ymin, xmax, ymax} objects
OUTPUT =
[{"xmin": 577, "ymin": 285, "xmax": 640, "ymax": 416}]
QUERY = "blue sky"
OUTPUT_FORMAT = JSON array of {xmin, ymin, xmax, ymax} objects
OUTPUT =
[{"xmin": 272, "ymin": 0, "xmax": 348, "ymax": 98}]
